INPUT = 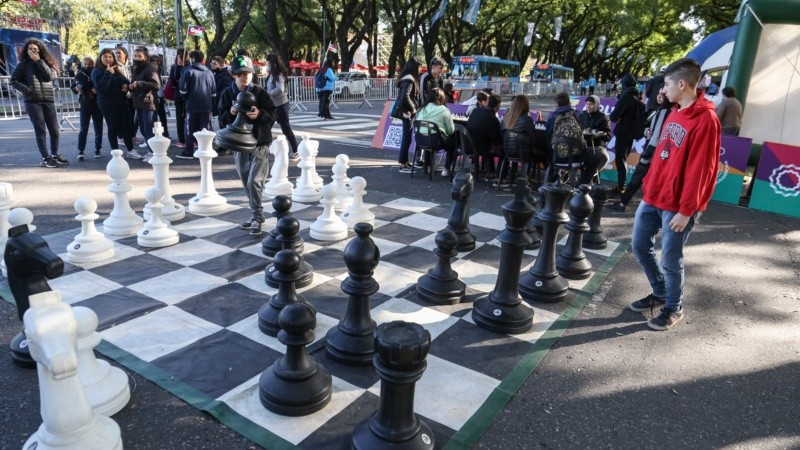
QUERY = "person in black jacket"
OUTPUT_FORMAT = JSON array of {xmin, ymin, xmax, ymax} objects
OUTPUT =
[
  {"xmin": 609, "ymin": 73, "xmax": 644, "ymax": 193},
  {"xmin": 394, "ymin": 58, "xmax": 421, "ymax": 173},
  {"xmin": 71, "ymin": 56, "xmax": 104, "ymax": 160},
  {"xmin": 499, "ymin": 95, "xmax": 547, "ymax": 185},
  {"xmin": 419, "ymin": 57, "xmax": 445, "ymax": 107},
  {"xmin": 217, "ymin": 55, "xmax": 277, "ymax": 235},
  {"xmin": 465, "ymin": 93, "xmax": 502, "ymax": 179},
  {"xmin": 169, "ymin": 49, "xmax": 188, "ymax": 148},
  {"xmin": 577, "ymin": 95, "xmax": 611, "ymax": 184},
  {"xmin": 11, "ymin": 38, "xmax": 64, "ymax": 168},
  {"xmin": 129, "ymin": 47, "xmax": 160, "ymax": 160},
  {"xmin": 92, "ymin": 48, "xmax": 138, "ymax": 160}
]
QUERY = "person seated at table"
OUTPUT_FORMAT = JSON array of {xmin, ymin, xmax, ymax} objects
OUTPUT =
[
  {"xmin": 498, "ymin": 95, "xmax": 548, "ymax": 186},
  {"xmin": 464, "ymin": 88, "xmax": 493, "ymax": 116},
  {"xmin": 416, "ymin": 87, "xmax": 457, "ymax": 177},
  {"xmin": 577, "ymin": 95, "xmax": 611, "ymax": 184},
  {"xmin": 466, "ymin": 93, "xmax": 502, "ymax": 180}
]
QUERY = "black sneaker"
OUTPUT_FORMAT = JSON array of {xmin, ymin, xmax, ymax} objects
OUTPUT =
[
  {"xmin": 607, "ymin": 201, "xmax": 627, "ymax": 212},
  {"xmin": 40, "ymin": 156, "xmax": 57, "ymax": 168},
  {"xmin": 249, "ymin": 219, "xmax": 263, "ymax": 235},
  {"xmin": 630, "ymin": 294, "xmax": 666, "ymax": 312},
  {"xmin": 648, "ymin": 307, "xmax": 684, "ymax": 331},
  {"xmin": 240, "ymin": 220, "xmax": 254, "ymax": 230},
  {"xmin": 53, "ymin": 154, "xmax": 69, "ymax": 165},
  {"xmin": 94, "ymin": 150, "xmax": 102, "ymax": 158},
  {"xmin": 77, "ymin": 151, "xmax": 85, "ymax": 161},
  {"xmin": 175, "ymin": 151, "xmax": 195, "ymax": 160}
]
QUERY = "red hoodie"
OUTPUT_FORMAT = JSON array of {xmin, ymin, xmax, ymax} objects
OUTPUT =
[{"xmin": 642, "ymin": 91, "xmax": 720, "ymax": 216}]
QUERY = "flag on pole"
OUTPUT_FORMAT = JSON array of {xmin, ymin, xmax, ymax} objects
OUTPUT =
[
  {"xmin": 327, "ymin": 41, "xmax": 338, "ymax": 53},
  {"xmin": 431, "ymin": 0, "xmax": 448, "ymax": 25},
  {"xmin": 461, "ymin": 0, "xmax": 482, "ymax": 25},
  {"xmin": 18, "ymin": 0, "xmax": 40, "ymax": 5},
  {"xmin": 187, "ymin": 25, "xmax": 205, "ymax": 36},
  {"xmin": 553, "ymin": 16, "xmax": 563, "ymax": 41},
  {"xmin": 523, "ymin": 22, "xmax": 536, "ymax": 46}
]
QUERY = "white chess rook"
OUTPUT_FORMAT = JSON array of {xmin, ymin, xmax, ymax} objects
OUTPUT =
[
  {"xmin": 292, "ymin": 139, "xmax": 322, "ymax": 203},
  {"xmin": 67, "ymin": 198, "xmax": 115, "ymax": 264},
  {"xmin": 23, "ymin": 291, "xmax": 123, "ymax": 450},
  {"xmin": 145, "ymin": 121, "xmax": 185, "ymax": 221},
  {"xmin": 263, "ymin": 136, "xmax": 294, "ymax": 200},
  {"xmin": 310, "ymin": 184, "xmax": 348, "ymax": 241},
  {"xmin": 73, "ymin": 306, "xmax": 130, "ymax": 416},
  {"xmin": 188, "ymin": 128, "xmax": 228, "ymax": 215},
  {"xmin": 331, "ymin": 160, "xmax": 352, "ymax": 212},
  {"xmin": 341, "ymin": 176, "xmax": 375, "ymax": 229},
  {"xmin": 0, "ymin": 181, "xmax": 13, "ymax": 277},
  {"xmin": 103, "ymin": 150, "xmax": 144, "ymax": 236},
  {"xmin": 139, "ymin": 187, "xmax": 180, "ymax": 248},
  {"xmin": 299, "ymin": 135, "xmax": 324, "ymax": 189}
]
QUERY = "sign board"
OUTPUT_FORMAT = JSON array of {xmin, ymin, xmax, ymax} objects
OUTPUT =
[
  {"xmin": 187, "ymin": 25, "xmax": 205, "ymax": 36},
  {"xmin": 749, "ymin": 141, "xmax": 800, "ymax": 218},
  {"xmin": 711, "ymin": 135, "xmax": 752, "ymax": 205}
]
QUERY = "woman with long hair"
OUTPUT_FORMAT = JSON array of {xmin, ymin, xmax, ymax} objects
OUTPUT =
[
  {"xmin": 71, "ymin": 56, "xmax": 104, "ymax": 160},
  {"xmin": 169, "ymin": 48, "xmax": 188, "ymax": 147},
  {"xmin": 266, "ymin": 53, "xmax": 299, "ymax": 158},
  {"xmin": 394, "ymin": 58, "xmax": 421, "ymax": 173},
  {"xmin": 315, "ymin": 59, "xmax": 337, "ymax": 120},
  {"xmin": 499, "ymin": 95, "xmax": 540, "ymax": 184},
  {"xmin": 91, "ymin": 48, "xmax": 138, "ymax": 159},
  {"xmin": 10, "ymin": 38, "xmax": 64, "ymax": 168}
]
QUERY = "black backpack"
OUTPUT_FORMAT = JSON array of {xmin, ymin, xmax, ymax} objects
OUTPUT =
[
  {"xmin": 551, "ymin": 112, "xmax": 585, "ymax": 159},
  {"xmin": 314, "ymin": 70, "xmax": 326, "ymax": 90}
]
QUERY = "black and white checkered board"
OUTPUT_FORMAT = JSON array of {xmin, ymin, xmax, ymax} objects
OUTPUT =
[{"xmin": 7, "ymin": 190, "xmax": 624, "ymax": 449}]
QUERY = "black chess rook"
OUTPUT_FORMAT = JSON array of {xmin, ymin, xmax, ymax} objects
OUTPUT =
[
  {"xmin": 262, "ymin": 196, "xmax": 304, "ymax": 257},
  {"xmin": 556, "ymin": 185, "xmax": 594, "ymax": 279},
  {"xmin": 416, "ymin": 229, "xmax": 466, "ymax": 305},
  {"xmin": 265, "ymin": 217, "xmax": 313, "ymax": 289},
  {"xmin": 351, "ymin": 321, "xmax": 434, "ymax": 450},
  {"xmin": 583, "ymin": 184, "xmax": 610, "ymax": 249},
  {"xmin": 472, "ymin": 178, "xmax": 536, "ymax": 334},
  {"xmin": 325, "ymin": 223, "xmax": 380, "ymax": 366},
  {"xmin": 259, "ymin": 303, "xmax": 332, "ymax": 416},
  {"xmin": 258, "ymin": 249, "xmax": 315, "ymax": 337},
  {"xmin": 446, "ymin": 166, "xmax": 476, "ymax": 252},
  {"xmin": 519, "ymin": 182, "xmax": 573, "ymax": 303}
]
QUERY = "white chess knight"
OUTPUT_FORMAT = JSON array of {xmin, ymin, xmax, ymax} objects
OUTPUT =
[
  {"xmin": 292, "ymin": 138, "xmax": 322, "ymax": 203},
  {"xmin": 331, "ymin": 159, "xmax": 352, "ymax": 212},
  {"xmin": 188, "ymin": 128, "xmax": 228, "ymax": 215},
  {"xmin": 310, "ymin": 184, "xmax": 348, "ymax": 241},
  {"xmin": 103, "ymin": 149, "xmax": 144, "ymax": 236},
  {"xmin": 73, "ymin": 306, "xmax": 130, "ymax": 416},
  {"xmin": 299, "ymin": 134, "xmax": 324, "ymax": 189},
  {"xmin": 0, "ymin": 182, "xmax": 13, "ymax": 277},
  {"xmin": 263, "ymin": 135, "xmax": 294, "ymax": 200},
  {"xmin": 139, "ymin": 187, "xmax": 179, "ymax": 248},
  {"xmin": 335, "ymin": 154, "xmax": 352, "ymax": 186},
  {"xmin": 23, "ymin": 291, "xmax": 123, "ymax": 450},
  {"xmin": 341, "ymin": 176, "xmax": 375, "ymax": 229},
  {"xmin": 66, "ymin": 197, "xmax": 115, "ymax": 264},
  {"xmin": 145, "ymin": 121, "xmax": 185, "ymax": 222}
]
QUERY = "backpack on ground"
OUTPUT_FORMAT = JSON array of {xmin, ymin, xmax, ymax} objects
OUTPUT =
[
  {"xmin": 314, "ymin": 70, "xmax": 327, "ymax": 90},
  {"xmin": 551, "ymin": 112, "xmax": 585, "ymax": 159}
]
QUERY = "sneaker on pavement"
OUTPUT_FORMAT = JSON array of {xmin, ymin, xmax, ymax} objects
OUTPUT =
[
  {"xmin": 138, "ymin": 142, "xmax": 149, "ymax": 149},
  {"xmin": 175, "ymin": 151, "xmax": 195, "ymax": 160},
  {"xmin": 413, "ymin": 161, "xmax": 425, "ymax": 169},
  {"xmin": 648, "ymin": 307, "xmax": 684, "ymax": 331},
  {"xmin": 52, "ymin": 154, "xmax": 69, "ymax": 165},
  {"xmin": 40, "ymin": 156, "xmax": 58, "ymax": 168},
  {"xmin": 607, "ymin": 201, "xmax": 627, "ymax": 212},
  {"xmin": 630, "ymin": 294, "xmax": 666, "ymax": 312},
  {"xmin": 399, "ymin": 166, "xmax": 412, "ymax": 174},
  {"xmin": 94, "ymin": 150, "xmax": 102, "ymax": 158},
  {"xmin": 77, "ymin": 151, "xmax": 85, "ymax": 161},
  {"xmin": 441, "ymin": 168, "xmax": 450, "ymax": 177},
  {"xmin": 125, "ymin": 151, "xmax": 143, "ymax": 160},
  {"xmin": 249, "ymin": 219, "xmax": 263, "ymax": 235}
]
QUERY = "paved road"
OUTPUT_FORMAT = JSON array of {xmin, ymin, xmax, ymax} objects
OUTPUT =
[{"xmin": 1, "ymin": 100, "xmax": 799, "ymax": 449}]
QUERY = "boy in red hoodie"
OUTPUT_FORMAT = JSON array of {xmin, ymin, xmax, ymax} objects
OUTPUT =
[{"xmin": 628, "ymin": 58, "xmax": 721, "ymax": 330}]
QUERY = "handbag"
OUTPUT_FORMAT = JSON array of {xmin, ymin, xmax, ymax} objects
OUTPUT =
[{"xmin": 163, "ymin": 78, "xmax": 175, "ymax": 101}]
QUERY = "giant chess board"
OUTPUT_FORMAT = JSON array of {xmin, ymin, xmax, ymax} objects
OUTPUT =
[{"xmin": 1, "ymin": 190, "xmax": 626, "ymax": 449}]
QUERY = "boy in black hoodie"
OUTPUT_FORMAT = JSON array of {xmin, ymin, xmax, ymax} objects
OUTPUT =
[{"xmin": 609, "ymin": 73, "xmax": 644, "ymax": 193}]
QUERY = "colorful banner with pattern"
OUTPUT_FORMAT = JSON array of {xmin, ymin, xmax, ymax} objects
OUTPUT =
[
  {"xmin": 711, "ymin": 135, "xmax": 751, "ymax": 205},
  {"xmin": 749, "ymin": 141, "xmax": 800, "ymax": 218}
]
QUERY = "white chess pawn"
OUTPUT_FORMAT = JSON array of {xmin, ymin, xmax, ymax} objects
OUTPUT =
[
  {"xmin": 73, "ymin": 306, "xmax": 130, "ymax": 416},
  {"xmin": 300, "ymin": 135, "xmax": 324, "ymax": 189},
  {"xmin": 188, "ymin": 128, "xmax": 228, "ymax": 215},
  {"xmin": 341, "ymin": 176, "xmax": 375, "ymax": 229},
  {"xmin": 103, "ymin": 150, "xmax": 144, "ymax": 236},
  {"xmin": 0, "ymin": 182, "xmax": 13, "ymax": 277},
  {"xmin": 263, "ymin": 136, "xmax": 294, "ymax": 200},
  {"xmin": 292, "ymin": 139, "xmax": 322, "ymax": 203},
  {"xmin": 310, "ymin": 184, "xmax": 348, "ymax": 241},
  {"xmin": 138, "ymin": 187, "xmax": 179, "ymax": 248},
  {"xmin": 23, "ymin": 291, "xmax": 123, "ymax": 450},
  {"xmin": 331, "ymin": 161, "xmax": 352, "ymax": 212},
  {"xmin": 146, "ymin": 121, "xmax": 185, "ymax": 222},
  {"xmin": 67, "ymin": 197, "xmax": 115, "ymax": 264}
]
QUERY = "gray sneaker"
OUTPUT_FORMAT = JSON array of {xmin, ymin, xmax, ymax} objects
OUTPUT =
[
  {"xmin": 630, "ymin": 294, "xmax": 666, "ymax": 312},
  {"xmin": 648, "ymin": 307, "xmax": 684, "ymax": 331}
]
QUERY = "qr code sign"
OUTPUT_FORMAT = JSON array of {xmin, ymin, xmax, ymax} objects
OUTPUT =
[{"xmin": 382, "ymin": 124, "xmax": 403, "ymax": 150}]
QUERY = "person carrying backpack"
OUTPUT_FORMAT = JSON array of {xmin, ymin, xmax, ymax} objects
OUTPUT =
[
  {"xmin": 546, "ymin": 92, "xmax": 587, "ymax": 184},
  {"xmin": 315, "ymin": 59, "xmax": 337, "ymax": 120},
  {"xmin": 609, "ymin": 73, "xmax": 646, "ymax": 194}
]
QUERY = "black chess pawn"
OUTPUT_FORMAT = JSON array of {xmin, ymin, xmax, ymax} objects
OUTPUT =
[
  {"xmin": 519, "ymin": 182, "xmax": 574, "ymax": 303},
  {"xmin": 556, "ymin": 185, "xmax": 594, "ymax": 279},
  {"xmin": 4, "ymin": 222, "xmax": 64, "ymax": 368},
  {"xmin": 583, "ymin": 184, "xmax": 610, "ymax": 250},
  {"xmin": 258, "ymin": 249, "xmax": 315, "ymax": 337},
  {"xmin": 351, "ymin": 321, "xmax": 434, "ymax": 450},
  {"xmin": 213, "ymin": 91, "xmax": 258, "ymax": 154},
  {"xmin": 259, "ymin": 303, "xmax": 332, "ymax": 416},
  {"xmin": 262, "ymin": 195, "xmax": 304, "ymax": 257},
  {"xmin": 525, "ymin": 188, "xmax": 542, "ymax": 250},
  {"xmin": 265, "ymin": 217, "xmax": 313, "ymax": 289},
  {"xmin": 325, "ymin": 223, "xmax": 380, "ymax": 366},
  {"xmin": 416, "ymin": 229, "xmax": 466, "ymax": 305},
  {"xmin": 446, "ymin": 165, "xmax": 476, "ymax": 252},
  {"xmin": 472, "ymin": 178, "xmax": 536, "ymax": 334}
]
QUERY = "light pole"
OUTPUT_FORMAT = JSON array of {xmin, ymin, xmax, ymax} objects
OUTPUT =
[{"xmin": 175, "ymin": 0, "xmax": 183, "ymax": 51}]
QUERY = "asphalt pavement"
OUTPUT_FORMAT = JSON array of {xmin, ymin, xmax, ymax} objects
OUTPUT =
[{"xmin": 1, "ymin": 101, "xmax": 799, "ymax": 449}]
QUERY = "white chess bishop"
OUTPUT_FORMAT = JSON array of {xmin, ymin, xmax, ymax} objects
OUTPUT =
[
  {"xmin": 188, "ymin": 128, "xmax": 228, "ymax": 215},
  {"xmin": 310, "ymin": 184, "xmax": 348, "ymax": 241},
  {"xmin": 292, "ymin": 137, "xmax": 322, "ymax": 203},
  {"xmin": 263, "ymin": 136, "xmax": 294, "ymax": 200},
  {"xmin": 66, "ymin": 197, "xmax": 115, "ymax": 263},
  {"xmin": 103, "ymin": 149, "xmax": 144, "ymax": 236},
  {"xmin": 145, "ymin": 121, "xmax": 185, "ymax": 221},
  {"xmin": 331, "ymin": 159, "xmax": 352, "ymax": 212}
]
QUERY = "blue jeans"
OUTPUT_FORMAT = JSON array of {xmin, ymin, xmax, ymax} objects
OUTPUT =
[
  {"xmin": 136, "ymin": 108, "xmax": 156, "ymax": 150},
  {"xmin": 78, "ymin": 103, "xmax": 103, "ymax": 152},
  {"xmin": 631, "ymin": 201, "xmax": 696, "ymax": 311}
]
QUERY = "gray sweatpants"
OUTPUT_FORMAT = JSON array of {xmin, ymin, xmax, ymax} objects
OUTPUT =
[{"xmin": 234, "ymin": 145, "xmax": 270, "ymax": 221}]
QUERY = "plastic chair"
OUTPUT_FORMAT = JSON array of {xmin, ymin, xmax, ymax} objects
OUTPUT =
[
  {"xmin": 546, "ymin": 136, "xmax": 586, "ymax": 186},
  {"xmin": 412, "ymin": 120, "xmax": 444, "ymax": 180},
  {"xmin": 453, "ymin": 123, "xmax": 476, "ymax": 178}
]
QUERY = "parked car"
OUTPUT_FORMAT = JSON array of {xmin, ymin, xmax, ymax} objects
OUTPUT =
[{"xmin": 334, "ymin": 72, "xmax": 369, "ymax": 96}]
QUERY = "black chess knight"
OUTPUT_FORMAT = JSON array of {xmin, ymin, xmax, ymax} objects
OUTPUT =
[{"xmin": 446, "ymin": 165, "xmax": 476, "ymax": 252}]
